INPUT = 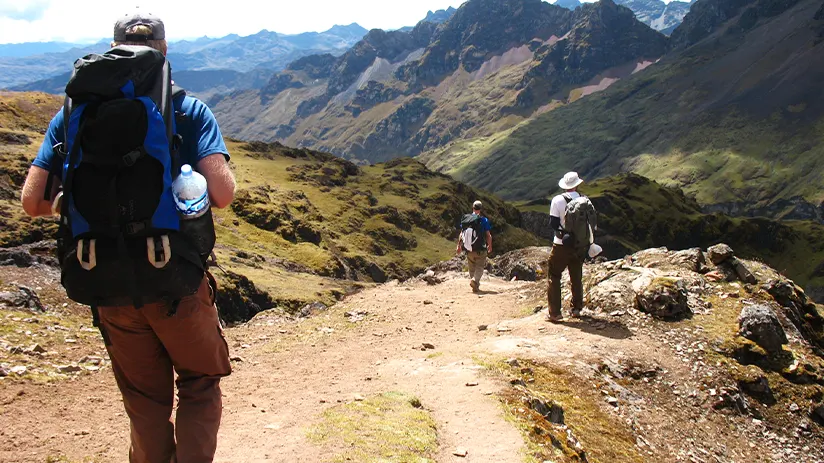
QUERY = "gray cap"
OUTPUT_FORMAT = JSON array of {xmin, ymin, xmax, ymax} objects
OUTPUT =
[
  {"xmin": 473, "ymin": 200, "xmax": 483, "ymax": 210},
  {"xmin": 114, "ymin": 11, "xmax": 166, "ymax": 41}
]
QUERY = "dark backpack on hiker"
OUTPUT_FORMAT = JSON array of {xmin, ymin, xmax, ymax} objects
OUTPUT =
[
  {"xmin": 49, "ymin": 45, "xmax": 206, "ymax": 313},
  {"xmin": 561, "ymin": 194, "xmax": 597, "ymax": 256},
  {"xmin": 460, "ymin": 213, "xmax": 487, "ymax": 253}
]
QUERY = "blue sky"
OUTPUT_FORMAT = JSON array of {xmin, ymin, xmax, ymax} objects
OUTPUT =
[
  {"xmin": 0, "ymin": 0, "xmax": 637, "ymax": 45},
  {"xmin": 0, "ymin": 0, "xmax": 475, "ymax": 44}
]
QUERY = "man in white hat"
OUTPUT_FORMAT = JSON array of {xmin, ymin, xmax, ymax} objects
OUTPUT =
[
  {"xmin": 546, "ymin": 172, "xmax": 593, "ymax": 322},
  {"xmin": 456, "ymin": 200, "xmax": 493, "ymax": 292}
]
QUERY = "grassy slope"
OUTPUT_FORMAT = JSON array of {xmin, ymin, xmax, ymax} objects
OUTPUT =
[
  {"xmin": 425, "ymin": 0, "xmax": 824, "ymax": 211},
  {"xmin": 0, "ymin": 92, "xmax": 542, "ymax": 321}
]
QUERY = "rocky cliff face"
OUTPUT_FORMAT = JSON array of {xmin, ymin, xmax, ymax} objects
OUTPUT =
[
  {"xmin": 398, "ymin": 0, "xmax": 573, "ymax": 88},
  {"xmin": 517, "ymin": 0, "xmax": 669, "ymax": 107},
  {"xmin": 327, "ymin": 24, "xmax": 435, "ymax": 98},
  {"xmin": 423, "ymin": 7, "xmax": 458, "ymax": 24},
  {"xmin": 286, "ymin": 53, "xmax": 338, "ymax": 78}
]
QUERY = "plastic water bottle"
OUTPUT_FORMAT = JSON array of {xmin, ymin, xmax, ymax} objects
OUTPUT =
[
  {"xmin": 172, "ymin": 164, "xmax": 215, "ymax": 258},
  {"xmin": 173, "ymin": 164, "xmax": 210, "ymax": 218}
]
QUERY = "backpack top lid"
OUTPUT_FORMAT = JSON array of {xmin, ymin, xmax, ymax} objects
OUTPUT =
[
  {"xmin": 65, "ymin": 45, "xmax": 167, "ymax": 103},
  {"xmin": 461, "ymin": 213, "xmax": 482, "ymax": 226}
]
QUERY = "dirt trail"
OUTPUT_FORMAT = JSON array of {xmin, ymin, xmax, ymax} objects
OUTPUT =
[{"xmin": 2, "ymin": 271, "xmax": 822, "ymax": 462}]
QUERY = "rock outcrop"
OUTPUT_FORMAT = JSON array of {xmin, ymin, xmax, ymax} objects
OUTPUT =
[
  {"xmin": 738, "ymin": 304, "xmax": 789, "ymax": 353},
  {"xmin": 634, "ymin": 276, "xmax": 692, "ymax": 319}
]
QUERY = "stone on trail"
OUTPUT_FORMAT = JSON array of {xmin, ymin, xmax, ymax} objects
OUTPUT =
[
  {"xmin": 0, "ymin": 366, "xmax": 9, "ymax": 377},
  {"xmin": 58, "ymin": 365, "xmax": 82, "ymax": 373},
  {"xmin": 10, "ymin": 365, "xmax": 27, "ymax": 375},
  {"xmin": 453, "ymin": 447, "xmax": 468, "ymax": 457},
  {"xmin": 0, "ymin": 286, "xmax": 44, "ymax": 312},
  {"xmin": 465, "ymin": 381, "xmax": 479, "ymax": 387},
  {"xmin": 730, "ymin": 257, "xmax": 757, "ymax": 285},
  {"xmin": 635, "ymin": 277, "xmax": 691, "ymax": 320},
  {"xmin": 421, "ymin": 343, "xmax": 435, "ymax": 350},
  {"xmin": 739, "ymin": 304, "xmax": 788, "ymax": 353},
  {"xmin": 478, "ymin": 324, "xmax": 488, "ymax": 331},
  {"xmin": 353, "ymin": 394, "xmax": 365, "ymax": 402},
  {"xmin": 707, "ymin": 244, "xmax": 735, "ymax": 265}
]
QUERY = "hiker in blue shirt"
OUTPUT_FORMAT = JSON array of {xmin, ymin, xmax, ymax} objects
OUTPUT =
[
  {"xmin": 456, "ymin": 200, "xmax": 493, "ymax": 292},
  {"xmin": 20, "ymin": 11, "xmax": 235, "ymax": 462}
]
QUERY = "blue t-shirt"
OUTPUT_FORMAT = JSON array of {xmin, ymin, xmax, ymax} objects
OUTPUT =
[
  {"xmin": 460, "ymin": 214, "xmax": 492, "ymax": 232},
  {"xmin": 32, "ymin": 95, "xmax": 229, "ymax": 174}
]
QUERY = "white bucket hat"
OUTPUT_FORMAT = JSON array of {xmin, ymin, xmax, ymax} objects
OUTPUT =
[
  {"xmin": 588, "ymin": 243, "xmax": 603, "ymax": 258},
  {"xmin": 559, "ymin": 172, "xmax": 584, "ymax": 190}
]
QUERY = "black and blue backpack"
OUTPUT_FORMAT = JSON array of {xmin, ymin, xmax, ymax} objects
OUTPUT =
[{"xmin": 49, "ymin": 45, "xmax": 210, "ymax": 313}]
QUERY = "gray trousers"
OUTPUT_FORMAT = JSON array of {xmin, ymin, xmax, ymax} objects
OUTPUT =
[{"xmin": 467, "ymin": 250, "xmax": 488, "ymax": 285}]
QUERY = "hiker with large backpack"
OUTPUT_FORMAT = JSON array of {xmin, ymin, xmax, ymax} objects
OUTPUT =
[
  {"xmin": 456, "ymin": 200, "xmax": 493, "ymax": 292},
  {"xmin": 20, "ymin": 11, "xmax": 236, "ymax": 462},
  {"xmin": 546, "ymin": 172, "xmax": 598, "ymax": 323}
]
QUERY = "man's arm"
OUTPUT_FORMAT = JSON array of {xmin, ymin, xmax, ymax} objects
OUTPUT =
[
  {"xmin": 22, "ymin": 110, "xmax": 64, "ymax": 218},
  {"xmin": 21, "ymin": 166, "xmax": 61, "ymax": 217},
  {"xmin": 196, "ymin": 153, "xmax": 235, "ymax": 209}
]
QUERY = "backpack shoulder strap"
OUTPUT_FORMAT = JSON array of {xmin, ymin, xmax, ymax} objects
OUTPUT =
[{"xmin": 562, "ymin": 193, "xmax": 573, "ymax": 203}]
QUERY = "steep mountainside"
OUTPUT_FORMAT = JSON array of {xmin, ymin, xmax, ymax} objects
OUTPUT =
[
  {"xmin": 0, "ymin": 25, "xmax": 367, "ymax": 90},
  {"xmin": 0, "ymin": 91, "xmax": 540, "ymax": 322},
  {"xmin": 213, "ymin": 0, "xmax": 669, "ymax": 164},
  {"xmin": 425, "ymin": 0, "xmax": 824, "ymax": 220}
]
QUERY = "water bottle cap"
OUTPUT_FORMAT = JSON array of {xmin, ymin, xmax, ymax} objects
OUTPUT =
[{"xmin": 181, "ymin": 164, "xmax": 192, "ymax": 176}]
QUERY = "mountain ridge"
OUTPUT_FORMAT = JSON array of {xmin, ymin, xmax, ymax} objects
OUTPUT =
[{"xmin": 211, "ymin": 0, "xmax": 671, "ymax": 166}]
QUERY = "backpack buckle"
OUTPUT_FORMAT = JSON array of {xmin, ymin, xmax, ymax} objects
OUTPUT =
[
  {"xmin": 122, "ymin": 149, "xmax": 144, "ymax": 167},
  {"xmin": 146, "ymin": 235, "xmax": 171, "ymax": 269},
  {"xmin": 76, "ymin": 239, "xmax": 97, "ymax": 271}
]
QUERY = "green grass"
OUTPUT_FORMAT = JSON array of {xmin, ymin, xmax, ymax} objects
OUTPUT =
[
  {"xmin": 475, "ymin": 355, "xmax": 645, "ymax": 463},
  {"xmin": 306, "ymin": 391, "xmax": 438, "ymax": 463}
]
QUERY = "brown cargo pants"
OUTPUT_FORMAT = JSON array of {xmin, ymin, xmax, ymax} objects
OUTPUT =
[
  {"xmin": 548, "ymin": 244, "xmax": 585, "ymax": 319},
  {"xmin": 98, "ymin": 276, "xmax": 232, "ymax": 463}
]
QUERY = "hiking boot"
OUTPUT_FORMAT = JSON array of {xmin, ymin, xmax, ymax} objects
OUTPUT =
[
  {"xmin": 470, "ymin": 281, "xmax": 479, "ymax": 292},
  {"xmin": 571, "ymin": 309, "xmax": 582, "ymax": 318},
  {"xmin": 546, "ymin": 316, "xmax": 564, "ymax": 324}
]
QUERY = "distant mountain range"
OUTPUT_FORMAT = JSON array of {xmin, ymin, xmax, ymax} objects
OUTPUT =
[{"xmin": 0, "ymin": 24, "xmax": 369, "ymax": 90}]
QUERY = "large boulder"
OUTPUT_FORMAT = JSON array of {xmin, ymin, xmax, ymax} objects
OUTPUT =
[
  {"xmin": 491, "ymin": 247, "xmax": 550, "ymax": 281},
  {"xmin": 764, "ymin": 279, "xmax": 824, "ymax": 350},
  {"xmin": 635, "ymin": 277, "xmax": 691, "ymax": 320},
  {"xmin": 630, "ymin": 247, "xmax": 707, "ymax": 273},
  {"xmin": 0, "ymin": 286, "xmax": 44, "ymax": 312},
  {"xmin": 738, "ymin": 304, "xmax": 788, "ymax": 354},
  {"xmin": 707, "ymin": 244, "xmax": 734, "ymax": 265}
]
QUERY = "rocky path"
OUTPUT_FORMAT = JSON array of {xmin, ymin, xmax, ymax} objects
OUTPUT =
[{"xmin": 2, "ymin": 267, "xmax": 823, "ymax": 462}]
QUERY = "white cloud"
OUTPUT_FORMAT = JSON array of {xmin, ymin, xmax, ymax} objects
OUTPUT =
[{"xmin": 0, "ymin": 0, "xmax": 469, "ymax": 44}]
